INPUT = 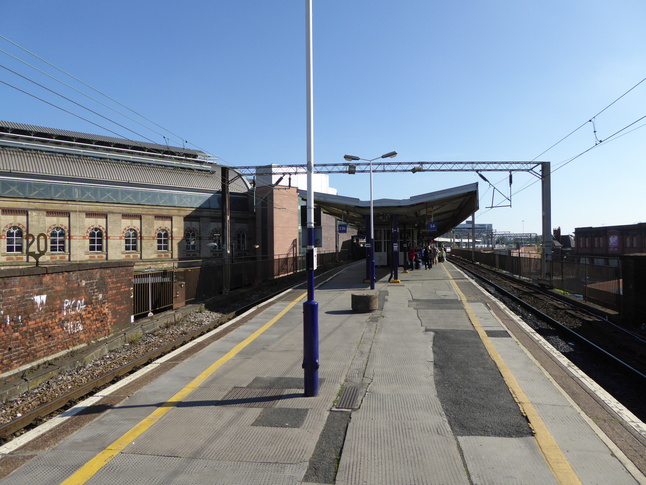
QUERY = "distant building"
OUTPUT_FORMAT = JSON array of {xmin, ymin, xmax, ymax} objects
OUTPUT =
[
  {"xmin": 439, "ymin": 221, "xmax": 492, "ymax": 247},
  {"xmin": 552, "ymin": 227, "xmax": 575, "ymax": 260},
  {"xmin": 575, "ymin": 223, "xmax": 646, "ymax": 264}
]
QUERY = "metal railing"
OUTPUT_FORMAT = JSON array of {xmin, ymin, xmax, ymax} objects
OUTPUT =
[
  {"xmin": 132, "ymin": 251, "xmax": 348, "ymax": 319},
  {"xmin": 451, "ymin": 248, "xmax": 621, "ymax": 310},
  {"xmin": 133, "ymin": 271, "xmax": 175, "ymax": 318}
]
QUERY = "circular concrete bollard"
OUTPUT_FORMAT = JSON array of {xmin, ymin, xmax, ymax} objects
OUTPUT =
[{"xmin": 351, "ymin": 291, "xmax": 378, "ymax": 313}]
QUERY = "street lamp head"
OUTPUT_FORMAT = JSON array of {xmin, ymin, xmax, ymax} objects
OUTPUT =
[
  {"xmin": 381, "ymin": 151, "xmax": 398, "ymax": 159},
  {"xmin": 344, "ymin": 154, "xmax": 361, "ymax": 161}
]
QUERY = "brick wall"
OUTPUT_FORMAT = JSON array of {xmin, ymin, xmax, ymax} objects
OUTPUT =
[{"xmin": 0, "ymin": 262, "xmax": 134, "ymax": 374}]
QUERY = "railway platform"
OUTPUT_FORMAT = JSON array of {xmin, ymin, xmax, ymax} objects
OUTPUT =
[{"xmin": 0, "ymin": 260, "xmax": 644, "ymax": 484}]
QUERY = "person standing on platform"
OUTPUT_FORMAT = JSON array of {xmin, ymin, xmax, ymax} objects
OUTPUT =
[
  {"xmin": 408, "ymin": 246, "xmax": 416, "ymax": 270},
  {"xmin": 424, "ymin": 245, "xmax": 432, "ymax": 269}
]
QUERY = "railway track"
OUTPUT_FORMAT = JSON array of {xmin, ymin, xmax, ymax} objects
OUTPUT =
[
  {"xmin": 0, "ymin": 267, "xmax": 323, "ymax": 446},
  {"xmin": 450, "ymin": 255, "xmax": 646, "ymax": 421},
  {"xmin": 2, "ymin": 259, "xmax": 643, "ymax": 446}
]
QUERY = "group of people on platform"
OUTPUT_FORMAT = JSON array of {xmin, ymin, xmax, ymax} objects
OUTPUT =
[{"xmin": 407, "ymin": 245, "xmax": 446, "ymax": 270}]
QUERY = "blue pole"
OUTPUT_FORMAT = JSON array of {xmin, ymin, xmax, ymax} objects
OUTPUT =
[
  {"xmin": 364, "ymin": 215, "xmax": 371, "ymax": 284},
  {"xmin": 303, "ymin": 0, "xmax": 319, "ymax": 397},
  {"xmin": 370, "ymin": 238, "xmax": 376, "ymax": 290},
  {"xmin": 303, "ymin": 228, "xmax": 319, "ymax": 395},
  {"xmin": 303, "ymin": 226, "xmax": 319, "ymax": 396}
]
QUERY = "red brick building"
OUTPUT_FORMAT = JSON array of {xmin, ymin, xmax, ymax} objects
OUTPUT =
[{"xmin": 575, "ymin": 223, "xmax": 646, "ymax": 261}]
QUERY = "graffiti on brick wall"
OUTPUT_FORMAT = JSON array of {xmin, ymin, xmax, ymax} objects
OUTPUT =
[
  {"xmin": 63, "ymin": 321, "xmax": 84, "ymax": 334},
  {"xmin": 4, "ymin": 314, "xmax": 24, "ymax": 327},
  {"xmin": 0, "ymin": 293, "xmax": 28, "ymax": 328},
  {"xmin": 0, "ymin": 295, "xmax": 86, "ymax": 334},
  {"xmin": 33, "ymin": 294, "xmax": 47, "ymax": 311},
  {"xmin": 62, "ymin": 298, "xmax": 86, "ymax": 334},
  {"xmin": 63, "ymin": 298, "xmax": 86, "ymax": 316}
]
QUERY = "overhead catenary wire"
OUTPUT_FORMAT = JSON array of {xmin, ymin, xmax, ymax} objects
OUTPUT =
[
  {"xmin": 478, "ymin": 111, "xmax": 646, "ymax": 221},
  {"xmin": 0, "ymin": 79, "xmax": 139, "ymax": 141},
  {"xmin": 1, "ymin": 45, "xmax": 183, "ymax": 149},
  {"xmin": 478, "ymin": 77, "xmax": 646, "ymax": 218},
  {"xmin": 529, "ymin": 76, "xmax": 646, "ymax": 162},
  {"xmin": 1, "ymin": 64, "xmax": 159, "ymax": 145},
  {"xmin": 0, "ymin": 34, "xmax": 215, "ymax": 157}
]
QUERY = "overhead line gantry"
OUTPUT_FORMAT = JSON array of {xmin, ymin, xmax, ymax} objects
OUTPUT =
[
  {"xmin": 230, "ymin": 160, "xmax": 552, "ymax": 280},
  {"xmin": 232, "ymin": 161, "xmax": 544, "ymax": 177}
]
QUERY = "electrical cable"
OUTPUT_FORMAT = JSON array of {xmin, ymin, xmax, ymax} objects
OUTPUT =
[
  {"xmin": 0, "ymin": 79, "xmax": 137, "ymax": 140},
  {"xmin": 476, "ymin": 112, "xmax": 646, "ymax": 222},
  {"xmin": 479, "ymin": 77, "xmax": 646, "ymax": 218},
  {"xmin": 1, "ymin": 46, "xmax": 186, "ymax": 150},
  {"xmin": 530, "ymin": 76, "xmax": 646, "ymax": 162},
  {"xmin": 511, "ymin": 112, "xmax": 646, "ymax": 198},
  {"xmin": 0, "ymin": 34, "xmax": 215, "ymax": 157},
  {"xmin": 1, "ymin": 64, "xmax": 159, "ymax": 144}
]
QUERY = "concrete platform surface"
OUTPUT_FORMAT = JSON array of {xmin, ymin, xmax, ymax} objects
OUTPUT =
[{"xmin": 0, "ymin": 260, "xmax": 644, "ymax": 484}]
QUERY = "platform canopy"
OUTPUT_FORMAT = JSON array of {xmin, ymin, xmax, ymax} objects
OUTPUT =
[{"xmin": 299, "ymin": 182, "xmax": 479, "ymax": 236}]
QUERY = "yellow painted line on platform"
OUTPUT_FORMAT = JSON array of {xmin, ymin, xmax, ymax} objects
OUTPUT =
[
  {"xmin": 61, "ymin": 291, "xmax": 307, "ymax": 485},
  {"xmin": 443, "ymin": 265, "xmax": 582, "ymax": 485}
]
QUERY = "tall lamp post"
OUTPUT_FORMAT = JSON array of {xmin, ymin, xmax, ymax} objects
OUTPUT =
[
  {"xmin": 303, "ymin": 0, "xmax": 318, "ymax": 397},
  {"xmin": 343, "ymin": 151, "xmax": 397, "ymax": 290}
]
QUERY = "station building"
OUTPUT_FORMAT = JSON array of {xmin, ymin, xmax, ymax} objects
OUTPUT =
[
  {"xmin": 0, "ymin": 121, "xmax": 481, "ymax": 373},
  {"xmin": 0, "ymin": 121, "xmax": 361, "ymax": 274},
  {"xmin": 0, "ymin": 121, "xmax": 257, "ymax": 268},
  {"xmin": 0, "ymin": 121, "xmax": 480, "ymax": 275}
]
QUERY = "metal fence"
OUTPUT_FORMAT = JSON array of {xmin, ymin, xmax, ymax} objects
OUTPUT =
[
  {"xmin": 451, "ymin": 249, "xmax": 621, "ymax": 310},
  {"xmin": 132, "ymin": 251, "xmax": 347, "ymax": 319},
  {"xmin": 133, "ymin": 271, "xmax": 175, "ymax": 318}
]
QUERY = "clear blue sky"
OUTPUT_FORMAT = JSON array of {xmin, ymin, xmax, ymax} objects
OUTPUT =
[{"xmin": 2, "ymin": 1, "xmax": 645, "ymax": 236}]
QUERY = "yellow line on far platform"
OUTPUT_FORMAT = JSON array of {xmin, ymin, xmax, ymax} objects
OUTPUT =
[
  {"xmin": 61, "ymin": 291, "xmax": 307, "ymax": 485},
  {"xmin": 442, "ymin": 264, "xmax": 582, "ymax": 485}
]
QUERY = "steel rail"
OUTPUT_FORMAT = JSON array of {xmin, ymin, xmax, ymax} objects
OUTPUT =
[
  {"xmin": 450, "ymin": 257, "xmax": 646, "ymax": 382},
  {"xmin": 0, "ymin": 288, "xmax": 295, "ymax": 443},
  {"xmin": 0, "ymin": 263, "xmax": 350, "ymax": 444}
]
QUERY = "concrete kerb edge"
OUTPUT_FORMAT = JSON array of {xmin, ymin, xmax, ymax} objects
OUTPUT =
[{"xmin": 450, "ymin": 264, "xmax": 646, "ymax": 483}]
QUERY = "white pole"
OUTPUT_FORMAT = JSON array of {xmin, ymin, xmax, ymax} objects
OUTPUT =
[
  {"xmin": 303, "ymin": 0, "xmax": 319, "ymax": 397},
  {"xmin": 369, "ymin": 158, "xmax": 375, "ymax": 289},
  {"xmin": 306, "ymin": 0, "xmax": 314, "ymax": 232}
]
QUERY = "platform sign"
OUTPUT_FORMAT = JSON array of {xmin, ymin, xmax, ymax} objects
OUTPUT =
[
  {"xmin": 427, "ymin": 222, "xmax": 437, "ymax": 232},
  {"xmin": 338, "ymin": 223, "xmax": 347, "ymax": 234}
]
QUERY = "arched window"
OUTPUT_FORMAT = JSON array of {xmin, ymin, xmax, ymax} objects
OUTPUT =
[
  {"xmin": 89, "ymin": 227, "xmax": 103, "ymax": 252},
  {"xmin": 185, "ymin": 229, "xmax": 197, "ymax": 252},
  {"xmin": 125, "ymin": 229, "xmax": 138, "ymax": 252},
  {"xmin": 236, "ymin": 230, "xmax": 247, "ymax": 252},
  {"xmin": 157, "ymin": 229, "xmax": 169, "ymax": 251},
  {"xmin": 50, "ymin": 227, "xmax": 66, "ymax": 253},
  {"xmin": 6, "ymin": 226, "xmax": 23, "ymax": 253}
]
